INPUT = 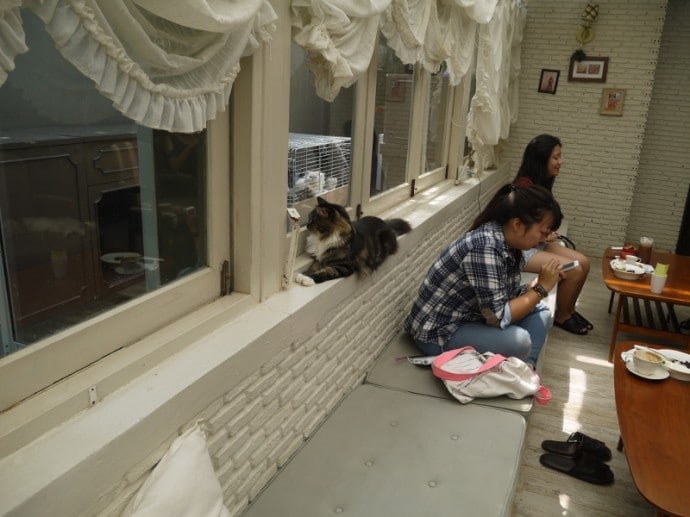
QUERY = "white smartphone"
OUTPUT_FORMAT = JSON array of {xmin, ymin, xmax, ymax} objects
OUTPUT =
[{"xmin": 561, "ymin": 260, "xmax": 579, "ymax": 272}]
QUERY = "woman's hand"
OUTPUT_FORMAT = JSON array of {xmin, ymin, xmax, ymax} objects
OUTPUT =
[
  {"xmin": 537, "ymin": 258, "xmax": 561, "ymax": 291},
  {"xmin": 545, "ymin": 231, "xmax": 559, "ymax": 243}
]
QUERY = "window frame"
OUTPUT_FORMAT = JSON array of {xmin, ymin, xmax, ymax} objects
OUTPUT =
[{"xmin": 0, "ymin": 112, "xmax": 231, "ymax": 413}]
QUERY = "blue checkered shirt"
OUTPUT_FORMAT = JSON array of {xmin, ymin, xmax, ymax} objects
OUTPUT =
[{"xmin": 404, "ymin": 221, "xmax": 526, "ymax": 346}]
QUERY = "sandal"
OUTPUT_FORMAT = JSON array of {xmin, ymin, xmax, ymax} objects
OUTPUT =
[
  {"xmin": 542, "ymin": 432, "xmax": 612, "ymax": 462},
  {"xmin": 554, "ymin": 316, "xmax": 588, "ymax": 335},
  {"xmin": 539, "ymin": 453, "xmax": 614, "ymax": 485},
  {"xmin": 573, "ymin": 312, "xmax": 594, "ymax": 330}
]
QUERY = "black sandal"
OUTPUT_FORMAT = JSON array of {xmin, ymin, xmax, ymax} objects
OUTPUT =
[
  {"xmin": 542, "ymin": 432, "xmax": 612, "ymax": 462},
  {"xmin": 554, "ymin": 315, "xmax": 588, "ymax": 335},
  {"xmin": 573, "ymin": 312, "xmax": 594, "ymax": 330}
]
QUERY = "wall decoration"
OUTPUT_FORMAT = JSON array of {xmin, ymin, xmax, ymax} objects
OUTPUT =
[
  {"xmin": 538, "ymin": 69, "xmax": 560, "ymax": 94},
  {"xmin": 568, "ymin": 56, "xmax": 608, "ymax": 82},
  {"xmin": 599, "ymin": 88, "xmax": 625, "ymax": 116}
]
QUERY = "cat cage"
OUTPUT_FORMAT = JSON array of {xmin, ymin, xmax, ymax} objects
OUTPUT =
[{"xmin": 287, "ymin": 133, "xmax": 351, "ymax": 206}]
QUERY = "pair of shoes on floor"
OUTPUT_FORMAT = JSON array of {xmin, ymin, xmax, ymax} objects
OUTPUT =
[
  {"xmin": 539, "ymin": 432, "xmax": 614, "ymax": 485},
  {"xmin": 554, "ymin": 315, "xmax": 588, "ymax": 335}
]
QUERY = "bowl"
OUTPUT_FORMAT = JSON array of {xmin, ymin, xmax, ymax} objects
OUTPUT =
[
  {"xmin": 632, "ymin": 348, "xmax": 664, "ymax": 375},
  {"xmin": 660, "ymin": 349, "xmax": 690, "ymax": 381},
  {"xmin": 610, "ymin": 259, "xmax": 646, "ymax": 280}
]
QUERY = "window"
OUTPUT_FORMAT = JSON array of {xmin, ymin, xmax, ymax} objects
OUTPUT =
[{"xmin": 0, "ymin": 12, "xmax": 229, "ymax": 410}]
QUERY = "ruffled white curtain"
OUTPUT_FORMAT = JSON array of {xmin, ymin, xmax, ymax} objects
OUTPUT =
[
  {"xmin": 292, "ymin": 0, "xmax": 526, "ymax": 157},
  {"xmin": 0, "ymin": 0, "xmax": 277, "ymax": 132},
  {"xmin": 466, "ymin": 0, "xmax": 526, "ymax": 165}
]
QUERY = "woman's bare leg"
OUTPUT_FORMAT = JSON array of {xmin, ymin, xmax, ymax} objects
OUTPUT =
[{"xmin": 524, "ymin": 244, "xmax": 590, "ymax": 325}]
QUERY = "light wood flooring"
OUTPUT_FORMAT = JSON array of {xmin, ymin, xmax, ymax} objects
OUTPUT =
[{"xmin": 511, "ymin": 258, "xmax": 690, "ymax": 517}]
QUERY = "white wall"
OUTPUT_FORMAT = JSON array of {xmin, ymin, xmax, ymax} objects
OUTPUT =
[{"xmin": 500, "ymin": 0, "xmax": 681, "ymax": 256}]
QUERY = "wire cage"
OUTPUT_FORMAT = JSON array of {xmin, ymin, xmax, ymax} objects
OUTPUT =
[{"xmin": 287, "ymin": 133, "xmax": 351, "ymax": 206}]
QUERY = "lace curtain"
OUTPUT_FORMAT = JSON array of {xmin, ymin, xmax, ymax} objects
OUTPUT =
[
  {"xmin": 292, "ymin": 0, "xmax": 526, "ymax": 159},
  {"xmin": 0, "ymin": 0, "xmax": 277, "ymax": 132}
]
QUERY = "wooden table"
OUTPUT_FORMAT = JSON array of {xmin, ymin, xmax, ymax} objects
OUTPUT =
[
  {"xmin": 613, "ymin": 341, "xmax": 690, "ymax": 517},
  {"xmin": 602, "ymin": 248, "xmax": 690, "ymax": 361}
]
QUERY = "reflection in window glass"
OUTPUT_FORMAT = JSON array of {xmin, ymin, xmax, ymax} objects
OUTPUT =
[
  {"xmin": 288, "ymin": 43, "xmax": 353, "ymax": 222},
  {"xmin": 425, "ymin": 69, "xmax": 450, "ymax": 172},
  {"xmin": 371, "ymin": 41, "xmax": 414, "ymax": 196},
  {"xmin": 0, "ymin": 12, "xmax": 206, "ymax": 354}
]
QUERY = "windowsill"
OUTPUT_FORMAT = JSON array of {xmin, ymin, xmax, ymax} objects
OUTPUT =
[{"xmin": 0, "ymin": 174, "xmax": 498, "ymax": 467}]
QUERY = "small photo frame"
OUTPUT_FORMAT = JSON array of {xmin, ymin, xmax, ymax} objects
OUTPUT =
[
  {"xmin": 538, "ymin": 69, "xmax": 560, "ymax": 94},
  {"xmin": 600, "ymin": 88, "xmax": 625, "ymax": 116},
  {"xmin": 568, "ymin": 56, "xmax": 609, "ymax": 82}
]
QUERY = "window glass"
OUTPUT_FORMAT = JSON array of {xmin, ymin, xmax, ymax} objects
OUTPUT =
[
  {"xmin": 424, "ymin": 68, "xmax": 450, "ymax": 172},
  {"xmin": 0, "ymin": 12, "xmax": 207, "ymax": 355},
  {"xmin": 288, "ymin": 43, "xmax": 353, "ymax": 222},
  {"xmin": 371, "ymin": 41, "xmax": 414, "ymax": 196}
]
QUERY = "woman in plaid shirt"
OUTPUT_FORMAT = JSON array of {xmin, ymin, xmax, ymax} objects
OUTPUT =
[{"xmin": 404, "ymin": 184, "xmax": 563, "ymax": 367}]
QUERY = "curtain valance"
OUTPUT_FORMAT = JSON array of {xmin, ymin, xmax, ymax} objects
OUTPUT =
[{"xmin": 0, "ymin": 0, "xmax": 277, "ymax": 132}]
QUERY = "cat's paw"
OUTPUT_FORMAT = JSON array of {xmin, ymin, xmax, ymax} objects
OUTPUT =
[{"xmin": 295, "ymin": 273, "xmax": 315, "ymax": 286}]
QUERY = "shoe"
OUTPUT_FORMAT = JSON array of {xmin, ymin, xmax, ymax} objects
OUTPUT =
[
  {"xmin": 542, "ymin": 432, "xmax": 612, "ymax": 462},
  {"xmin": 554, "ymin": 316, "xmax": 588, "ymax": 335},
  {"xmin": 573, "ymin": 312, "xmax": 594, "ymax": 330},
  {"xmin": 539, "ymin": 453, "xmax": 614, "ymax": 485}
]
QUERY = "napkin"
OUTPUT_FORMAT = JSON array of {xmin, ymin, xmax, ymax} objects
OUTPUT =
[{"xmin": 654, "ymin": 263, "xmax": 669, "ymax": 276}]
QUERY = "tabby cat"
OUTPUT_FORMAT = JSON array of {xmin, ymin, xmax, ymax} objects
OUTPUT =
[{"xmin": 295, "ymin": 197, "xmax": 411, "ymax": 286}]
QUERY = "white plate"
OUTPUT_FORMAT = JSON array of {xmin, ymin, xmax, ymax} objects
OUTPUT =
[
  {"xmin": 659, "ymin": 349, "xmax": 690, "ymax": 381},
  {"xmin": 625, "ymin": 361, "xmax": 669, "ymax": 380},
  {"xmin": 610, "ymin": 260, "xmax": 646, "ymax": 280},
  {"xmin": 101, "ymin": 252, "xmax": 141, "ymax": 264}
]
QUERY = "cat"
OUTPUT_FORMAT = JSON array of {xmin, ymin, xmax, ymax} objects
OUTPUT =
[{"xmin": 295, "ymin": 197, "xmax": 411, "ymax": 286}]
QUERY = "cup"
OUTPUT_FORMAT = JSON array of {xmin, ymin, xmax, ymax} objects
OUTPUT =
[
  {"xmin": 632, "ymin": 348, "xmax": 664, "ymax": 375},
  {"xmin": 625, "ymin": 255, "xmax": 641, "ymax": 265},
  {"xmin": 638, "ymin": 237, "xmax": 653, "ymax": 264},
  {"xmin": 650, "ymin": 273, "xmax": 667, "ymax": 294}
]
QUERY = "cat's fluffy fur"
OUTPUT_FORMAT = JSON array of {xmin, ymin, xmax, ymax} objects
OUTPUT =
[{"xmin": 295, "ymin": 197, "xmax": 411, "ymax": 286}]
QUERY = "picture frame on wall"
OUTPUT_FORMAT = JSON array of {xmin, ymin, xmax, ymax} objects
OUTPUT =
[
  {"xmin": 600, "ymin": 88, "xmax": 625, "ymax": 116},
  {"xmin": 568, "ymin": 56, "xmax": 609, "ymax": 82},
  {"xmin": 538, "ymin": 69, "xmax": 560, "ymax": 94}
]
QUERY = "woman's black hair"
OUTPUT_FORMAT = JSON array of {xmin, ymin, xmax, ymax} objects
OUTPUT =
[
  {"xmin": 513, "ymin": 134, "xmax": 562, "ymax": 191},
  {"xmin": 471, "ymin": 183, "xmax": 563, "ymax": 232}
]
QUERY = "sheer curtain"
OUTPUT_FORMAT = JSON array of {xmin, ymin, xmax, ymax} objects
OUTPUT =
[
  {"xmin": 0, "ymin": 0, "xmax": 277, "ymax": 132},
  {"xmin": 291, "ymin": 0, "xmax": 526, "ymax": 163}
]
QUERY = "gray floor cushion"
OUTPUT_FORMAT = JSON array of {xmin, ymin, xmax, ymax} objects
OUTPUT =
[
  {"xmin": 243, "ymin": 384, "xmax": 526, "ymax": 517},
  {"xmin": 366, "ymin": 332, "xmax": 536, "ymax": 413}
]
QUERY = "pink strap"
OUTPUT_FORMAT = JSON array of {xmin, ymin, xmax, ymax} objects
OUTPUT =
[{"xmin": 432, "ymin": 346, "xmax": 507, "ymax": 382}]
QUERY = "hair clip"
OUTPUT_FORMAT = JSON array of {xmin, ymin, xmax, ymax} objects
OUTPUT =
[{"xmin": 510, "ymin": 183, "xmax": 519, "ymax": 191}]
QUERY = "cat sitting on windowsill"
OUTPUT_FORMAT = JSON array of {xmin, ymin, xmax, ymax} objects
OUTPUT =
[{"xmin": 295, "ymin": 197, "xmax": 411, "ymax": 286}]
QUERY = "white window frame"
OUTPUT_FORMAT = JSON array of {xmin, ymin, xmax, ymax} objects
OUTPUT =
[{"xmin": 0, "ymin": 113, "xmax": 231, "ymax": 414}]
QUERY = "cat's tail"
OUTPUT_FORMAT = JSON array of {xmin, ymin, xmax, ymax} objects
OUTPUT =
[{"xmin": 386, "ymin": 218, "xmax": 412, "ymax": 236}]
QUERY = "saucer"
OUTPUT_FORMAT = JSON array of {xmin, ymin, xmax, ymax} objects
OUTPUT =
[{"xmin": 625, "ymin": 361, "xmax": 669, "ymax": 380}]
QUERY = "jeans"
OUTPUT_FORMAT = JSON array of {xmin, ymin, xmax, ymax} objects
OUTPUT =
[{"xmin": 413, "ymin": 304, "xmax": 552, "ymax": 367}]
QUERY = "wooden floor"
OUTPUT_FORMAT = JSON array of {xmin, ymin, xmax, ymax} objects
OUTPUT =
[{"xmin": 511, "ymin": 259, "xmax": 690, "ymax": 517}]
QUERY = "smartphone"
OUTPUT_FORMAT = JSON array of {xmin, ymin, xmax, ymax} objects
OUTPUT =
[{"xmin": 561, "ymin": 260, "xmax": 579, "ymax": 272}]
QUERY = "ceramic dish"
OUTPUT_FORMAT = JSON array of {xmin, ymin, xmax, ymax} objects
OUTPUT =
[
  {"xmin": 101, "ymin": 252, "xmax": 141, "ymax": 264},
  {"xmin": 625, "ymin": 361, "xmax": 669, "ymax": 380},
  {"xmin": 609, "ymin": 259, "xmax": 646, "ymax": 280},
  {"xmin": 659, "ymin": 349, "xmax": 690, "ymax": 381}
]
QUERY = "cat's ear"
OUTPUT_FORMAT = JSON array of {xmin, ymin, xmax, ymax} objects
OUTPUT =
[{"xmin": 316, "ymin": 197, "xmax": 327, "ymax": 206}]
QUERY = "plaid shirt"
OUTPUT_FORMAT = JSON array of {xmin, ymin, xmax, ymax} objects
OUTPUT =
[{"xmin": 404, "ymin": 221, "xmax": 525, "ymax": 346}]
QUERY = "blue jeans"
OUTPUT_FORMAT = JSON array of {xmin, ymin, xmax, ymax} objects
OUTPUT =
[{"xmin": 413, "ymin": 304, "xmax": 552, "ymax": 366}]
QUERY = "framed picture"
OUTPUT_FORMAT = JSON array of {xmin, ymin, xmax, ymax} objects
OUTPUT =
[
  {"xmin": 600, "ymin": 88, "xmax": 625, "ymax": 116},
  {"xmin": 568, "ymin": 56, "xmax": 609, "ymax": 82},
  {"xmin": 538, "ymin": 69, "xmax": 560, "ymax": 94}
]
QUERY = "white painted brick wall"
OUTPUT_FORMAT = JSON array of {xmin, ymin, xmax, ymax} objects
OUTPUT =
[
  {"xmin": 627, "ymin": 0, "xmax": 690, "ymax": 252},
  {"xmin": 500, "ymin": 0, "xmax": 670, "ymax": 256},
  {"xmin": 92, "ymin": 176, "xmax": 502, "ymax": 517}
]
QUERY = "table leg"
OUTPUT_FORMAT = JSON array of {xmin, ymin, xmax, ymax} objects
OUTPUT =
[{"xmin": 608, "ymin": 296, "xmax": 625, "ymax": 362}]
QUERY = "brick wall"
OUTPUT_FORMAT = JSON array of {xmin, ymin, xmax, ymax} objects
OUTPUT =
[
  {"xmin": 626, "ymin": 0, "xmax": 690, "ymax": 252},
  {"xmin": 499, "ymin": 0, "xmax": 670, "ymax": 256},
  {"xmin": 90, "ymin": 175, "xmax": 502, "ymax": 516}
]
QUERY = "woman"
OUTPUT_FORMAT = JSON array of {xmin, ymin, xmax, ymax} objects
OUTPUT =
[
  {"xmin": 514, "ymin": 134, "xmax": 592, "ymax": 335},
  {"xmin": 404, "ymin": 184, "xmax": 564, "ymax": 367}
]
